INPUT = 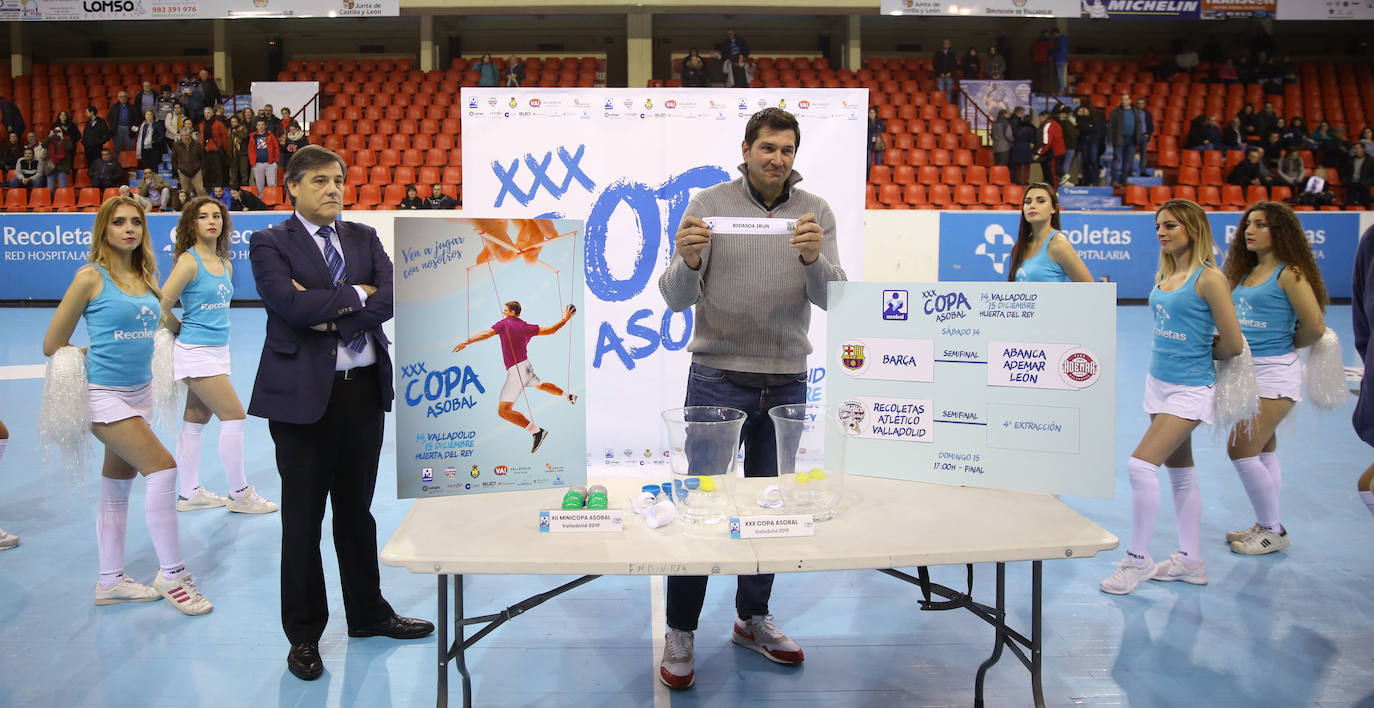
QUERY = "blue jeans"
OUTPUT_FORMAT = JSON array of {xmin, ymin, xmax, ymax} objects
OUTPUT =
[
  {"xmin": 8, "ymin": 174, "xmax": 45, "ymax": 189},
  {"xmin": 1112, "ymin": 142, "xmax": 1136, "ymax": 184},
  {"xmin": 1136, "ymin": 138, "xmax": 1151, "ymax": 175},
  {"xmin": 1080, "ymin": 140, "xmax": 1101, "ymax": 185},
  {"xmin": 665, "ymin": 362, "xmax": 806, "ymax": 631},
  {"xmin": 936, "ymin": 76, "xmax": 953, "ymax": 100}
]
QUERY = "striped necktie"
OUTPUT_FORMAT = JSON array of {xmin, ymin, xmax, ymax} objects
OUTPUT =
[{"xmin": 318, "ymin": 225, "xmax": 366, "ymax": 353}]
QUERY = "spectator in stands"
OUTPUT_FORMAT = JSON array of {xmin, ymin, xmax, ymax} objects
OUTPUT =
[
  {"xmin": 991, "ymin": 108, "xmax": 1012, "ymax": 168},
  {"xmin": 1223, "ymin": 117, "xmax": 1247, "ymax": 151},
  {"xmin": 1036, "ymin": 109, "xmax": 1066, "ymax": 187},
  {"xmin": 138, "ymin": 169, "xmax": 172, "ymax": 211},
  {"xmin": 1229, "ymin": 147, "xmax": 1274, "ymax": 188},
  {"xmin": 1108, "ymin": 94, "xmax": 1137, "ymax": 187},
  {"xmin": 399, "ymin": 184, "xmax": 423, "ymax": 209},
  {"xmin": 422, "ymin": 183, "xmax": 458, "ymax": 209},
  {"xmin": 178, "ymin": 84, "xmax": 201, "ymax": 126},
  {"xmin": 199, "ymin": 106, "xmax": 229, "ymax": 189},
  {"xmin": 226, "ymin": 116, "xmax": 249, "ymax": 189},
  {"xmin": 104, "ymin": 91, "xmax": 139, "ymax": 156},
  {"xmin": 1060, "ymin": 107, "xmax": 1078, "ymax": 186},
  {"xmin": 1259, "ymin": 130, "xmax": 1286, "ymax": 167},
  {"xmin": 210, "ymin": 184, "xmax": 232, "ymax": 211},
  {"xmin": 1214, "ymin": 58, "xmax": 1239, "ymax": 84},
  {"xmin": 1133, "ymin": 97, "xmax": 1154, "ymax": 177},
  {"xmin": 229, "ymin": 186, "xmax": 266, "ymax": 211},
  {"xmin": 164, "ymin": 103, "xmax": 189, "ymax": 149},
  {"xmin": 504, "ymin": 57, "xmax": 526, "ymax": 87},
  {"xmin": 1254, "ymin": 101, "xmax": 1278, "ymax": 138},
  {"xmin": 214, "ymin": 104, "xmax": 230, "ymax": 127},
  {"xmin": 985, "ymin": 45, "xmax": 1006, "ymax": 80},
  {"xmin": 237, "ymin": 107, "xmax": 255, "ymax": 132},
  {"xmin": 135, "ymin": 80, "xmax": 159, "ymax": 116},
  {"xmin": 474, "ymin": 54, "xmax": 499, "ymax": 87},
  {"xmin": 1352, "ymin": 127, "xmax": 1374, "ymax": 157},
  {"xmin": 867, "ymin": 107, "xmax": 886, "ymax": 180},
  {"xmin": 1309, "ymin": 120, "xmax": 1332, "ymax": 150},
  {"xmin": 1050, "ymin": 28, "xmax": 1068, "ymax": 94},
  {"xmin": 1010, "ymin": 107, "xmax": 1036, "ymax": 186},
  {"xmin": 167, "ymin": 188, "xmax": 189, "ymax": 212},
  {"xmin": 44, "ymin": 126, "xmax": 74, "ymax": 188},
  {"xmin": 0, "ymin": 131, "xmax": 21, "ymax": 171},
  {"xmin": 260, "ymin": 105, "xmax": 281, "ymax": 136},
  {"xmin": 1076, "ymin": 104, "xmax": 1101, "ymax": 186},
  {"xmin": 134, "ymin": 109, "xmax": 165, "ymax": 172},
  {"xmin": 1277, "ymin": 148, "xmax": 1306, "ymax": 191},
  {"xmin": 1188, "ymin": 115, "xmax": 1224, "ymax": 151},
  {"xmin": 178, "ymin": 72, "xmax": 204, "ymax": 120},
  {"xmin": 89, "ymin": 147, "xmax": 125, "ymax": 189},
  {"xmin": 82, "ymin": 106, "xmax": 112, "ymax": 173},
  {"xmin": 723, "ymin": 48, "xmax": 749, "ymax": 88},
  {"xmin": 960, "ymin": 49, "xmax": 981, "ymax": 80},
  {"xmin": 54, "ymin": 110, "xmax": 80, "ymax": 145},
  {"xmin": 197, "ymin": 69, "xmax": 221, "ymax": 109},
  {"xmin": 719, "ymin": 29, "xmax": 750, "ymax": 64},
  {"xmin": 0, "ymin": 93, "xmax": 24, "ymax": 139},
  {"xmin": 1236, "ymin": 103, "xmax": 1259, "ymax": 139},
  {"xmin": 156, "ymin": 85, "xmax": 177, "ymax": 121},
  {"xmin": 1324, "ymin": 126, "xmax": 1352, "ymax": 169},
  {"xmin": 8, "ymin": 147, "xmax": 44, "ymax": 189},
  {"xmin": 1234, "ymin": 55, "xmax": 1254, "ymax": 84},
  {"xmin": 1284, "ymin": 116, "xmax": 1314, "ymax": 150},
  {"xmin": 1294, "ymin": 167, "xmax": 1335, "ymax": 207},
  {"xmin": 932, "ymin": 39, "xmax": 958, "ymax": 103},
  {"xmin": 1174, "ymin": 43, "xmax": 1199, "ymax": 75},
  {"xmin": 249, "ymin": 119, "xmax": 279, "ymax": 194},
  {"xmin": 118, "ymin": 184, "xmax": 152, "ymax": 212},
  {"xmin": 1345, "ymin": 143, "xmax": 1374, "ymax": 208},
  {"xmin": 1030, "ymin": 31, "xmax": 1053, "ymax": 95},
  {"xmin": 278, "ymin": 107, "xmax": 294, "ymax": 136},
  {"xmin": 24, "ymin": 132, "xmax": 46, "ymax": 175},
  {"xmin": 172, "ymin": 126, "xmax": 205, "ymax": 198},
  {"xmin": 280, "ymin": 121, "xmax": 310, "ymax": 171},
  {"xmin": 681, "ymin": 50, "xmax": 707, "ymax": 88}
]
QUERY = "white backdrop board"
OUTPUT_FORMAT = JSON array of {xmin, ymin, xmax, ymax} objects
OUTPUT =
[
  {"xmin": 462, "ymin": 88, "xmax": 867, "ymax": 472},
  {"xmin": 827, "ymin": 281, "xmax": 1117, "ymax": 498}
]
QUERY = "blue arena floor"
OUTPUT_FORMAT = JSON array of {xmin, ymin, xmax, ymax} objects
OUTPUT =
[{"xmin": 0, "ymin": 305, "xmax": 1371, "ymax": 707}]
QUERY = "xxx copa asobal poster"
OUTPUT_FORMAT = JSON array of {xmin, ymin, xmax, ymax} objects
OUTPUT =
[{"xmin": 393, "ymin": 217, "xmax": 586, "ymax": 499}]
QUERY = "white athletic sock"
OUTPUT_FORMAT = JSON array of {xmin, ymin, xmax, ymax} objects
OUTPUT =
[
  {"xmin": 1233, "ymin": 456, "xmax": 1281, "ymax": 533},
  {"xmin": 219, "ymin": 419, "xmax": 248, "ymax": 497},
  {"xmin": 1127, "ymin": 457, "xmax": 1160, "ymax": 559},
  {"xmin": 97, "ymin": 477, "xmax": 134, "ymax": 588},
  {"xmin": 1167, "ymin": 466, "xmax": 1202, "ymax": 562},
  {"xmin": 1361, "ymin": 491, "xmax": 1374, "ymax": 520},
  {"xmin": 175, "ymin": 421, "xmax": 206, "ymax": 498},
  {"xmin": 0, "ymin": 438, "xmax": 8, "ymax": 464},
  {"xmin": 525, "ymin": 422, "xmax": 539, "ymax": 433},
  {"xmin": 1258, "ymin": 451, "xmax": 1281, "ymax": 525},
  {"xmin": 143, "ymin": 468, "xmax": 186, "ymax": 580}
]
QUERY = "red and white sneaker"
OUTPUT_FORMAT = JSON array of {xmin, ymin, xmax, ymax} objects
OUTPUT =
[
  {"xmin": 732, "ymin": 615, "xmax": 804, "ymax": 664},
  {"xmin": 658, "ymin": 628, "xmax": 694, "ymax": 689},
  {"xmin": 152, "ymin": 570, "xmax": 213, "ymax": 616}
]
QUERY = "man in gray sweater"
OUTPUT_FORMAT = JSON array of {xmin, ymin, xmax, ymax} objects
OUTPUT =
[{"xmin": 656, "ymin": 107, "xmax": 846, "ymax": 690}]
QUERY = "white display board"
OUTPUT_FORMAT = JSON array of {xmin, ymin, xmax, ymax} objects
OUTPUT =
[
  {"xmin": 249, "ymin": 82, "xmax": 319, "ymax": 131},
  {"xmin": 827, "ymin": 281, "xmax": 1117, "ymax": 498},
  {"xmin": 462, "ymin": 88, "xmax": 866, "ymax": 472}
]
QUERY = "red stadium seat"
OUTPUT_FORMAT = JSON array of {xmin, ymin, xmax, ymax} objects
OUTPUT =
[
  {"xmin": 1003, "ymin": 183, "xmax": 1024, "ymax": 205},
  {"xmin": 1201, "ymin": 166, "xmax": 1224, "ymax": 185},
  {"xmin": 893, "ymin": 165, "xmax": 915, "ymax": 185},
  {"xmin": 1173, "ymin": 185, "xmax": 1197, "ymax": 203},
  {"xmin": 1245, "ymin": 185, "xmax": 1269, "ymax": 204},
  {"xmin": 917, "ymin": 165, "xmax": 939, "ymax": 184},
  {"xmin": 1124, "ymin": 185, "xmax": 1149, "ymax": 207},
  {"xmin": 1147, "ymin": 185, "xmax": 1172, "ymax": 208},
  {"xmin": 989, "ymin": 165, "xmax": 1011, "ymax": 186},
  {"xmin": 261, "ymin": 186, "xmax": 283, "ymax": 206},
  {"xmin": 927, "ymin": 184, "xmax": 953, "ymax": 208},
  {"xmin": 50, "ymin": 187, "xmax": 75, "ymax": 211},
  {"xmin": 27, "ymin": 188, "xmax": 52, "ymax": 212},
  {"xmin": 1177, "ymin": 166, "xmax": 1200, "ymax": 186},
  {"xmin": 877, "ymin": 182, "xmax": 902, "ymax": 206},
  {"xmin": 954, "ymin": 184, "xmax": 979, "ymax": 206},
  {"xmin": 1197, "ymin": 185, "xmax": 1222, "ymax": 207},
  {"xmin": 382, "ymin": 183, "xmax": 406, "ymax": 208},
  {"xmin": 902, "ymin": 183, "xmax": 929, "ymax": 207},
  {"xmin": 1270, "ymin": 185, "xmax": 1293, "ymax": 202},
  {"xmin": 76, "ymin": 187, "xmax": 102, "ymax": 209},
  {"xmin": 870, "ymin": 165, "xmax": 891, "ymax": 184},
  {"xmin": 418, "ymin": 166, "xmax": 441, "ymax": 185},
  {"xmin": 345, "ymin": 165, "xmax": 368, "ymax": 185},
  {"xmin": 1221, "ymin": 184, "xmax": 1247, "ymax": 208},
  {"xmin": 978, "ymin": 184, "xmax": 1002, "ymax": 207},
  {"xmin": 964, "ymin": 165, "xmax": 987, "ymax": 186},
  {"xmin": 940, "ymin": 166, "xmax": 963, "ymax": 185},
  {"xmin": 355, "ymin": 184, "xmax": 382, "ymax": 209}
]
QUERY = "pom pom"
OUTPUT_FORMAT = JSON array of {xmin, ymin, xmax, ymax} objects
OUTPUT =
[
  {"xmin": 37, "ymin": 346, "xmax": 92, "ymax": 485},
  {"xmin": 1213, "ymin": 337, "xmax": 1261, "ymax": 442},
  {"xmin": 151, "ymin": 328, "xmax": 184, "ymax": 433},
  {"xmin": 1304, "ymin": 328, "xmax": 1348, "ymax": 411}
]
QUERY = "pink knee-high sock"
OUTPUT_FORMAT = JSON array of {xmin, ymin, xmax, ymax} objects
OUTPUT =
[
  {"xmin": 1258, "ymin": 451, "xmax": 1281, "ymax": 525},
  {"xmin": 1360, "ymin": 491, "xmax": 1374, "ymax": 520},
  {"xmin": 1233, "ymin": 456, "xmax": 1280, "ymax": 532},
  {"xmin": 1127, "ymin": 457, "xmax": 1160, "ymax": 559},
  {"xmin": 175, "ymin": 422, "xmax": 205, "ymax": 498},
  {"xmin": 143, "ymin": 468, "xmax": 185, "ymax": 579},
  {"xmin": 1167, "ymin": 466, "xmax": 1202, "ymax": 561},
  {"xmin": 97, "ymin": 477, "xmax": 134, "ymax": 587},
  {"xmin": 219, "ymin": 419, "xmax": 248, "ymax": 497}
]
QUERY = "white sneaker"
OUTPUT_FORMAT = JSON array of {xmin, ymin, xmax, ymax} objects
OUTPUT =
[
  {"xmin": 177, "ymin": 487, "xmax": 227, "ymax": 511},
  {"xmin": 732, "ymin": 615, "xmax": 804, "ymax": 664},
  {"xmin": 1152, "ymin": 552, "xmax": 1208, "ymax": 585},
  {"xmin": 0, "ymin": 527, "xmax": 18, "ymax": 550},
  {"xmin": 1225, "ymin": 523, "xmax": 1263, "ymax": 543},
  {"xmin": 659, "ymin": 628, "xmax": 695, "ymax": 690},
  {"xmin": 152, "ymin": 570, "xmax": 213, "ymax": 615},
  {"xmin": 1230, "ymin": 526, "xmax": 1289, "ymax": 555},
  {"xmin": 1099, "ymin": 555, "xmax": 1155, "ymax": 595},
  {"xmin": 226, "ymin": 486, "xmax": 279, "ymax": 514},
  {"xmin": 94, "ymin": 575, "xmax": 160, "ymax": 605}
]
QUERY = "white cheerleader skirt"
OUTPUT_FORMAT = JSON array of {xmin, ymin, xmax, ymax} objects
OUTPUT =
[
  {"xmin": 174, "ymin": 340, "xmax": 231, "ymax": 380},
  {"xmin": 88, "ymin": 383, "xmax": 153, "ymax": 425},
  {"xmin": 1143, "ymin": 373, "xmax": 1216, "ymax": 425},
  {"xmin": 1253, "ymin": 352, "xmax": 1302, "ymax": 402}
]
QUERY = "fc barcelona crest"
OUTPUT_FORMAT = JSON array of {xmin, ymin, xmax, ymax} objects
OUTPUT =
[{"xmin": 841, "ymin": 343, "xmax": 866, "ymax": 371}]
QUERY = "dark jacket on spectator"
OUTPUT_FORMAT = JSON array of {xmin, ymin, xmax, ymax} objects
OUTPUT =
[
  {"xmin": 280, "ymin": 130, "xmax": 311, "ymax": 169},
  {"xmin": 107, "ymin": 99, "xmax": 141, "ymax": 134},
  {"xmin": 89, "ymin": 156, "xmax": 124, "ymax": 188},
  {"xmin": 172, "ymin": 137, "xmax": 204, "ymax": 175},
  {"xmin": 399, "ymin": 195, "xmax": 423, "ymax": 210},
  {"xmin": 932, "ymin": 48, "xmax": 957, "ymax": 78},
  {"xmin": 231, "ymin": 188, "xmax": 268, "ymax": 211},
  {"xmin": 1010, "ymin": 116, "xmax": 1037, "ymax": 165},
  {"xmin": 1228, "ymin": 157, "xmax": 1271, "ymax": 186},
  {"xmin": 422, "ymin": 194, "xmax": 458, "ymax": 209},
  {"xmin": 0, "ymin": 96, "xmax": 25, "ymax": 137},
  {"xmin": 82, "ymin": 117, "xmax": 111, "ymax": 154},
  {"xmin": 1346, "ymin": 155, "xmax": 1374, "ymax": 190},
  {"xmin": 45, "ymin": 134, "xmax": 74, "ymax": 173}
]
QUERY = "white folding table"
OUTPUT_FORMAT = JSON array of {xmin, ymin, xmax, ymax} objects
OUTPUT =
[{"xmin": 380, "ymin": 475, "xmax": 1118, "ymax": 707}]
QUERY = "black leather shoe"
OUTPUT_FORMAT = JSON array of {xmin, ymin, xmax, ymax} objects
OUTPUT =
[
  {"xmin": 348, "ymin": 614, "xmax": 435, "ymax": 639},
  {"xmin": 287, "ymin": 643, "xmax": 324, "ymax": 681}
]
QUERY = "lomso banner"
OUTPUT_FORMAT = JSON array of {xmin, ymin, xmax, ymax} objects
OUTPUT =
[
  {"xmin": 0, "ymin": 211, "xmax": 289, "ymax": 301},
  {"xmin": 461, "ymin": 88, "xmax": 867, "ymax": 470}
]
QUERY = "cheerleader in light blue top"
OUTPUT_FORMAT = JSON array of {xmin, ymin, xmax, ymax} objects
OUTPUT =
[
  {"xmin": 42, "ymin": 195, "xmax": 213, "ymax": 615},
  {"xmin": 1099, "ymin": 199, "xmax": 1243, "ymax": 596},
  {"xmin": 1220, "ymin": 201, "xmax": 1327, "ymax": 556},
  {"xmin": 1005, "ymin": 182, "xmax": 1093, "ymax": 283},
  {"xmin": 160, "ymin": 197, "xmax": 278, "ymax": 515}
]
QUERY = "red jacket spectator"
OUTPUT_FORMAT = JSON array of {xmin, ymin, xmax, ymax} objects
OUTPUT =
[
  {"xmin": 1037, "ymin": 116, "xmax": 1065, "ymax": 158},
  {"xmin": 247, "ymin": 129, "xmax": 280, "ymax": 166},
  {"xmin": 199, "ymin": 118, "xmax": 229, "ymax": 154}
]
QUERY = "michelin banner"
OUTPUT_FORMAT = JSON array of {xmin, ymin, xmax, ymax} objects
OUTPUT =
[
  {"xmin": 939, "ymin": 210, "xmax": 1361, "ymax": 299},
  {"xmin": 461, "ymin": 88, "xmax": 866, "ymax": 470},
  {"xmin": 0, "ymin": 211, "xmax": 286, "ymax": 301},
  {"xmin": 393, "ymin": 217, "xmax": 586, "ymax": 499}
]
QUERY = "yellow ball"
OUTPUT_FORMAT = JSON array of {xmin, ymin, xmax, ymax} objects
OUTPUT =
[
  {"xmin": 794, "ymin": 473, "xmax": 811, "ymax": 484},
  {"xmin": 808, "ymin": 468, "xmax": 827, "ymax": 480},
  {"xmin": 698, "ymin": 477, "xmax": 717, "ymax": 492}
]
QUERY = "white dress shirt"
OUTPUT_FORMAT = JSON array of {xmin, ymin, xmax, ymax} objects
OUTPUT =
[{"xmin": 296, "ymin": 212, "xmax": 378, "ymax": 371}]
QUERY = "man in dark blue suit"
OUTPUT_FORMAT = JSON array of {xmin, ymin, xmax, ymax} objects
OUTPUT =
[{"xmin": 248, "ymin": 144, "xmax": 432, "ymax": 681}]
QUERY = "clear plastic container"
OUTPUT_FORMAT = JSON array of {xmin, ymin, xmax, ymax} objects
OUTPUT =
[
  {"xmin": 769, "ymin": 403, "xmax": 845, "ymax": 522},
  {"xmin": 662, "ymin": 406, "xmax": 746, "ymax": 524}
]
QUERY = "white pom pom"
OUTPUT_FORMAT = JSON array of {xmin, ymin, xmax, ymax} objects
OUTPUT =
[
  {"xmin": 151, "ymin": 328, "xmax": 183, "ymax": 433},
  {"xmin": 38, "ymin": 346, "xmax": 92, "ymax": 485},
  {"xmin": 1213, "ymin": 337, "xmax": 1261, "ymax": 442},
  {"xmin": 1304, "ymin": 328, "xmax": 1348, "ymax": 411}
]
